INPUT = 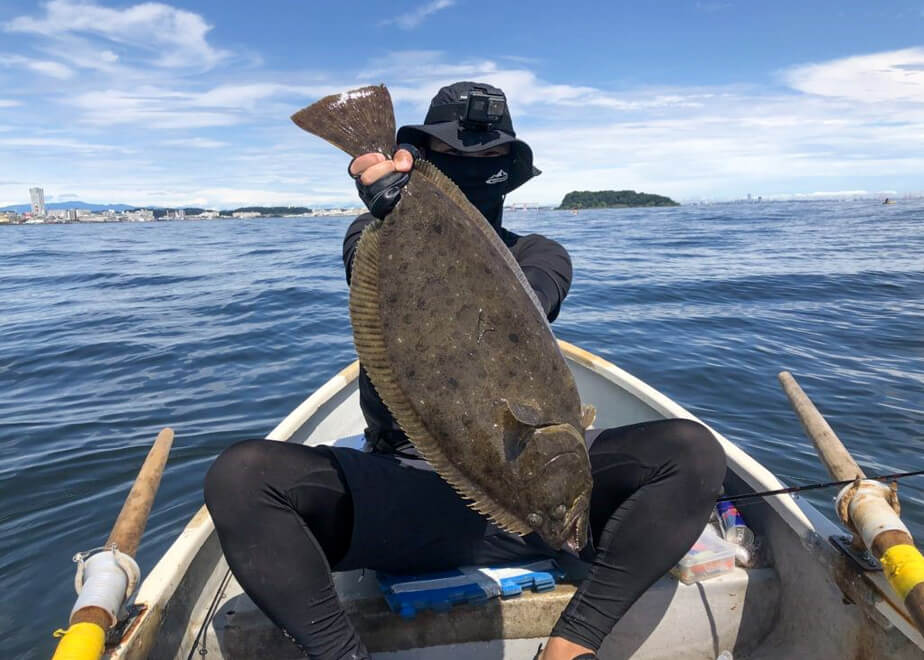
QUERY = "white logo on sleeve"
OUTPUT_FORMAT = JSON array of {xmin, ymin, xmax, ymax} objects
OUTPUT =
[{"xmin": 486, "ymin": 169, "xmax": 508, "ymax": 184}]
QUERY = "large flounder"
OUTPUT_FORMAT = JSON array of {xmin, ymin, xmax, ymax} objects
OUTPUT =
[{"xmin": 292, "ymin": 85, "xmax": 593, "ymax": 551}]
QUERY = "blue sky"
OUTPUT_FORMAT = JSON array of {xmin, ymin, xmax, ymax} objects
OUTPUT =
[{"xmin": 1, "ymin": 1, "xmax": 923, "ymax": 208}]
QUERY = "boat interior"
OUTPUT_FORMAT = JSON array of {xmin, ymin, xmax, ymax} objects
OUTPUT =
[{"xmin": 133, "ymin": 353, "xmax": 924, "ymax": 659}]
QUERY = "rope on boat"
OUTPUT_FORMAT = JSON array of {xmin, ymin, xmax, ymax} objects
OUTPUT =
[{"xmin": 717, "ymin": 469, "xmax": 924, "ymax": 503}]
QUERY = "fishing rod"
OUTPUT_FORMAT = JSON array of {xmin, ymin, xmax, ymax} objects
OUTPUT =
[{"xmin": 718, "ymin": 468, "xmax": 924, "ymax": 503}]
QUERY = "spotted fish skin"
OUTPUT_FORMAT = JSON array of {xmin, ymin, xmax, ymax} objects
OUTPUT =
[{"xmin": 292, "ymin": 86, "xmax": 593, "ymax": 550}]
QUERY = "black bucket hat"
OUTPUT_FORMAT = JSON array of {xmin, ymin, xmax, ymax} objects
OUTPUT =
[{"xmin": 396, "ymin": 81, "xmax": 540, "ymax": 193}]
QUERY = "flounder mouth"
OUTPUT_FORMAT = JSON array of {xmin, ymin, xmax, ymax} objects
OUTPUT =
[
  {"xmin": 561, "ymin": 518, "xmax": 586, "ymax": 554},
  {"xmin": 560, "ymin": 494, "xmax": 590, "ymax": 553}
]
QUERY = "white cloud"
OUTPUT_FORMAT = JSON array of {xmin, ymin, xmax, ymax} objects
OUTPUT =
[
  {"xmin": 69, "ymin": 88, "xmax": 240, "ymax": 128},
  {"xmin": 785, "ymin": 47, "xmax": 924, "ymax": 103},
  {"xmin": 63, "ymin": 82, "xmax": 338, "ymax": 128},
  {"xmin": 4, "ymin": 0, "xmax": 227, "ymax": 70},
  {"xmin": 162, "ymin": 137, "xmax": 228, "ymax": 149},
  {"xmin": 191, "ymin": 83, "xmax": 334, "ymax": 110},
  {"xmin": 364, "ymin": 52, "xmax": 711, "ymax": 115},
  {"xmin": 0, "ymin": 137, "xmax": 132, "ymax": 153},
  {"xmin": 0, "ymin": 54, "xmax": 74, "ymax": 79},
  {"xmin": 26, "ymin": 59, "xmax": 74, "ymax": 79},
  {"xmin": 0, "ymin": 99, "xmax": 21, "ymax": 107},
  {"xmin": 382, "ymin": 0, "xmax": 455, "ymax": 30}
]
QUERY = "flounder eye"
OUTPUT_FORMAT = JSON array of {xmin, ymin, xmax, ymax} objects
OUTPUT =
[
  {"xmin": 527, "ymin": 512, "xmax": 543, "ymax": 528},
  {"xmin": 552, "ymin": 504, "xmax": 567, "ymax": 520}
]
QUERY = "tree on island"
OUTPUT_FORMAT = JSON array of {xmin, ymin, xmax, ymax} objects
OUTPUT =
[{"xmin": 559, "ymin": 190, "xmax": 679, "ymax": 209}]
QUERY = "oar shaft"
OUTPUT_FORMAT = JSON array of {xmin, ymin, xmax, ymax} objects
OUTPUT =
[
  {"xmin": 53, "ymin": 429, "xmax": 174, "ymax": 660},
  {"xmin": 778, "ymin": 372, "xmax": 924, "ymax": 635},
  {"xmin": 777, "ymin": 371, "xmax": 864, "ymax": 481},
  {"xmin": 105, "ymin": 427, "xmax": 174, "ymax": 557}
]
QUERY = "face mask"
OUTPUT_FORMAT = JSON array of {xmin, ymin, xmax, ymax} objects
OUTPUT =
[{"xmin": 426, "ymin": 151, "xmax": 513, "ymax": 230}]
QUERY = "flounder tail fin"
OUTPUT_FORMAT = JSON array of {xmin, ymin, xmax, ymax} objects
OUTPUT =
[{"xmin": 291, "ymin": 85, "xmax": 396, "ymax": 157}]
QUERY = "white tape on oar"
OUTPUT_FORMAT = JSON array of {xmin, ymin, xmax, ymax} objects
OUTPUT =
[
  {"xmin": 837, "ymin": 480, "xmax": 911, "ymax": 549},
  {"xmin": 71, "ymin": 547, "xmax": 140, "ymax": 628}
]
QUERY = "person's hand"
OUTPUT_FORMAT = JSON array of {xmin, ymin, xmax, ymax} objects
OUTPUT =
[{"xmin": 349, "ymin": 145, "xmax": 417, "ymax": 218}]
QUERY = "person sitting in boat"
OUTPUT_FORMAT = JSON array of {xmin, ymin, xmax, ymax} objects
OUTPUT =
[{"xmin": 204, "ymin": 82, "xmax": 726, "ymax": 660}]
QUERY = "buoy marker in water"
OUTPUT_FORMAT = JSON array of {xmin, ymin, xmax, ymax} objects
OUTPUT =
[
  {"xmin": 778, "ymin": 372, "xmax": 924, "ymax": 634},
  {"xmin": 51, "ymin": 428, "xmax": 174, "ymax": 660}
]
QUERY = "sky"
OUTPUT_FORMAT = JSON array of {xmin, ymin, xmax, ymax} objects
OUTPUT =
[{"xmin": 1, "ymin": 0, "xmax": 923, "ymax": 208}]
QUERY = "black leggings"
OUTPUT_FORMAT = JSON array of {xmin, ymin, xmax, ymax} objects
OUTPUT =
[{"xmin": 204, "ymin": 420, "xmax": 725, "ymax": 659}]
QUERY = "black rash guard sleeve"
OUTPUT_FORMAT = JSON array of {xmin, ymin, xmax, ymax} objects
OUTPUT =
[{"xmin": 509, "ymin": 233, "xmax": 573, "ymax": 322}]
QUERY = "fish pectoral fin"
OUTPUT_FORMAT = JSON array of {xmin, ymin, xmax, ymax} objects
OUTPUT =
[
  {"xmin": 501, "ymin": 399, "xmax": 544, "ymax": 426},
  {"xmin": 497, "ymin": 400, "xmax": 538, "ymax": 462},
  {"xmin": 581, "ymin": 404, "xmax": 596, "ymax": 430}
]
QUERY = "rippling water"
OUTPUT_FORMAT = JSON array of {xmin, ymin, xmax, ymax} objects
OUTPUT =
[{"xmin": 2, "ymin": 201, "xmax": 922, "ymax": 658}]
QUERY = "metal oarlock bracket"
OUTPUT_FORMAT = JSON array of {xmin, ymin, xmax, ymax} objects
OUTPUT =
[{"xmin": 830, "ymin": 535, "xmax": 881, "ymax": 572}]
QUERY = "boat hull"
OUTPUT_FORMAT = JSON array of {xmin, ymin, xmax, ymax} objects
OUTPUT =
[{"xmin": 106, "ymin": 342, "xmax": 924, "ymax": 659}]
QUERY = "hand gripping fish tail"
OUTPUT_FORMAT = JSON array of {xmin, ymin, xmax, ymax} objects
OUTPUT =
[{"xmin": 291, "ymin": 84, "xmax": 593, "ymax": 551}]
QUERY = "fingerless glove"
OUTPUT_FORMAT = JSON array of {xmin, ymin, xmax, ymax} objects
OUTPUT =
[{"xmin": 351, "ymin": 144, "xmax": 420, "ymax": 219}]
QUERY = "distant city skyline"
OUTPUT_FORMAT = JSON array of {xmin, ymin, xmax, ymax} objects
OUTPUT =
[{"xmin": 1, "ymin": 1, "xmax": 923, "ymax": 208}]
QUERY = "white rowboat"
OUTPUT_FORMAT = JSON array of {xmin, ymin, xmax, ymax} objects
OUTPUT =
[{"xmin": 107, "ymin": 341, "xmax": 924, "ymax": 658}]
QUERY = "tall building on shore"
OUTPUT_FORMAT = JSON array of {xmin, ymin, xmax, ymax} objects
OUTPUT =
[{"xmin": 29, "ymin": 187, "xmax": 45, "ymax": 216}]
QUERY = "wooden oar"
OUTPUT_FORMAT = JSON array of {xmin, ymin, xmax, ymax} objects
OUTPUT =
[
  {"xmin": 778, "ymin": 372, "xmax": 924, "ymax": 634},
  {"xmin": 52, "ymin": 428, "xmax": 174, "ymax": 660}
]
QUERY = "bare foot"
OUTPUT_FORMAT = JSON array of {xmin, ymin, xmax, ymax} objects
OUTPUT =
[{"xmin": 539, "ymin": 636, "xmax": 595, "ymax": 659}]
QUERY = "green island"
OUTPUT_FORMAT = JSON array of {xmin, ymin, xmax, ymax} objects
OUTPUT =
[{"xmin": 559, "ymin": 190, "xmax": 679, "ymax": 209}]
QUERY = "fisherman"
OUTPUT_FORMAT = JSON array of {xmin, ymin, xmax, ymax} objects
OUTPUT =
[{"xmin": 205, "ymin": 82, "xmax": 726, "ymax": 660}]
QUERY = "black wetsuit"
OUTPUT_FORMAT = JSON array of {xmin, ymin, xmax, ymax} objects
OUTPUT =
[{"xmin": 205, "ymin": 213, "xmax": 726, "ymax": 659}]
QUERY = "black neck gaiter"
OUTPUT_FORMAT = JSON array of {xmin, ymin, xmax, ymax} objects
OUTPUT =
[{"xmin": 427, "ymin": 151, "xmax": 512, "ymax": 231}]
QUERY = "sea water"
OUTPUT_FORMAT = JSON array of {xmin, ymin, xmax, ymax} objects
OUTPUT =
[{"xmin": 1, "ymin": 200, "xmax": 922, "ymax": 658}]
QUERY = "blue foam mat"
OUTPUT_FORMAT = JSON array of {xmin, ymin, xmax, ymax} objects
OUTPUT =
[{"xmin": 377, "ymin": 559, "xmax": 564, "ymax": 619}]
